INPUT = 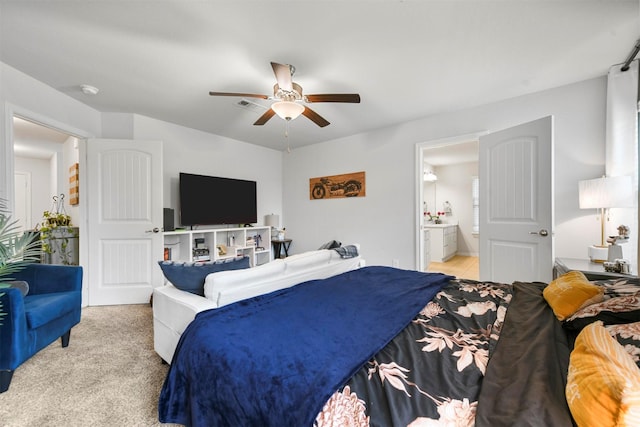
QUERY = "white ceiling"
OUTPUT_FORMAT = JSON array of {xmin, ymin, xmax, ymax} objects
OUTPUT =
[
  {"xmin": 13, "ymin": 117, "xmax": 71, "ymax": 159},
  {"xmin": 2, "ymin": 1, "xmax": 639, "ymax": 151},
  {"xmin": 425, "ymin": 140, "xmax": 479, "ymax": 166}
]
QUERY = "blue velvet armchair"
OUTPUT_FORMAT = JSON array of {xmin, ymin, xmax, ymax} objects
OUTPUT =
[{"xmin": 0, "ymin": 263, "xmax": 82, "ymax": 392}]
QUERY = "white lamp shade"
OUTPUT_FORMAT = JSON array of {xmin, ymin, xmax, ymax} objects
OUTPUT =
[
  {"xmin": 264, "ymin": 214, "xmax": 279, "ymax": 228},
  {"xmin": 271, "ymin": 101, "xmax": 305, "ymax": 120},
  {"xmin": 578, "ymin": 176, "xmax": 633, "ymax": 209}
]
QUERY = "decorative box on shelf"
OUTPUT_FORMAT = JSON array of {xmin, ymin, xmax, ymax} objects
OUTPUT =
[{"xmin": 192, "ymin": 247, "xmax": 211, "ymax": 262}]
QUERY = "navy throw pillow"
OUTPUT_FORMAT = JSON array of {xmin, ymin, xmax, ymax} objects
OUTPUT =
[{"xmin": 158, "ymin": 257, "xmax": 251, "ymax": 296}]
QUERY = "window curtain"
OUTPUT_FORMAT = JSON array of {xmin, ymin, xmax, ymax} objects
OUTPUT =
[{"xmin": 606, "ymin": 59, "xmax": 639, "ymax": 274}]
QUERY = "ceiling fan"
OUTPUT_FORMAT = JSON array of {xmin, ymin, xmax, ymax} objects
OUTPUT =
[{"xmin": 209, "ymin": 62, "xmax": 360, "ymax": 128}]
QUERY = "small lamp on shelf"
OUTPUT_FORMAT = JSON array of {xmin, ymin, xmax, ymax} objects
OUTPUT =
[
  {"xmin": 264, "ymin": 214, "xmax": 279, "ymax": 240},
  {"xmin": 578, "ymin": 175, "xmax": 633, "ymax": 262}
]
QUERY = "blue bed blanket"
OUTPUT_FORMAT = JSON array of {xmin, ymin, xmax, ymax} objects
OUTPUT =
[{"xmin": 158, "ymin": 266, "xmax": 452, "ymax": 427}]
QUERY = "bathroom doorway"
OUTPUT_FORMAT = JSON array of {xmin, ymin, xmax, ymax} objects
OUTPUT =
[{"xmin": 416, "ymin": 133, "xmax": 481, "ymax": 279}]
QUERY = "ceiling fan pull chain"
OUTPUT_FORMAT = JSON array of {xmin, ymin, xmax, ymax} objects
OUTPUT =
[{"xmin": 285, "ymin": 119, "xmax": 291, "ymax": 153}]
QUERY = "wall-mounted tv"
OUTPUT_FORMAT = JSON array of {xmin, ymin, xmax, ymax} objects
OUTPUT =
[{"xmin": 179, "ymin": 172, "xmax": 257, "ymax": 226}]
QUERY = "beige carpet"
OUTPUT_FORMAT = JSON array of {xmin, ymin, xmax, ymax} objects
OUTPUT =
[{"xmin": 0, "ymin": 304, "xmax": 181, "ymax": 427}]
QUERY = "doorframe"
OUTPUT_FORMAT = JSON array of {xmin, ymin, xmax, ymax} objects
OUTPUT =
[
  {"xmin": 415, "ymin": 131, "xmax": 486, "ymax": 271},
  {"xmin": 4, "ymin": 103, "xmax": 94, "ymax": 305}
]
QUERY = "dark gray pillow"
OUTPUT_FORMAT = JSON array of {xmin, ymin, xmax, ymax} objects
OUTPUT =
[
  {"xmin": 7, "ymin": 280, "xmax": 29, "ymax": 296},
  {"xmin": 158, "ymin": 257, "xmax": 251, "ymax": 296},
  {"xmin": 318, "ymin": 240, "xmax": 341, "ymax": 250},
  {"xmin": 333, "ymin": 245, "xmax": 359, "ymax": 259}
]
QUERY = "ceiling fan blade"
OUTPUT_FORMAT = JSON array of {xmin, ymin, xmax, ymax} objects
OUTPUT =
[
  {"xmin": 209, "ymin": 91, "xmax": 269, "ymax": 99},
  {"xmin": 302, "ymin": 107, "xmax": 330, "ymax": 127},
  {"xmin": 270, "ymin": 62, "xmax": 293, "ymax": 92},
  {"xmin": 253, "ymin": 108, "xmax": 276, "ymax": 126},
  {"xmin": 306, "ymin": 93, "xmax": 361, "ymax": 103}
]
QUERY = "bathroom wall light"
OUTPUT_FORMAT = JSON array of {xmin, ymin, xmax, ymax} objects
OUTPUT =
[{"xmin": 424, "ymin": 171, "xmax": 438, "ymax": 182}]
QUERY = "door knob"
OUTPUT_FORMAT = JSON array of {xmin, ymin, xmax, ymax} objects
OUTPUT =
[
  {"xmin": 529, "ymin": 229, "xmax": 549, "ymax": 237},
  {"xmin": 145, "ymin": 227, "xmax": 160, "ymax": 233}
]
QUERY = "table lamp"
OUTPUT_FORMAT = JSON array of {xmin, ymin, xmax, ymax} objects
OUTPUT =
[
  {"xmin": 264, "ymin": 214, "xmax": 279, "ymax": 239},
  {"xmin": 578, "ymin": 175, "xmax": 633, "ymax": 262}
]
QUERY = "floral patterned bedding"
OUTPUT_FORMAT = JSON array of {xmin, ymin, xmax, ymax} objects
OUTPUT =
[
  {"xmin": 314, "ymin": 279, "xmax": 513, "ymax": 427},
  {"xmin": 163, "ymin": 272, "xmax": 634, "ymax": 426},
  {"xmin": 569, "ymin": 278, "xmax": 640, "ymax": 369},
  {"xmin": 607, "ymin": 322, "xmax": 640, "ymax": 368}
]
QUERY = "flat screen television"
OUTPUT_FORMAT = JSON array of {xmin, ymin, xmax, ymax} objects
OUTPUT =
[{"xmin": 179, "ymin": 172, "xmax": 257, "ymax": 226}]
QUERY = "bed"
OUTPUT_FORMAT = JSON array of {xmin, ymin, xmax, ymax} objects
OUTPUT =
[{"xmin": 158, "ymin": 265, "xmax": 640, "ymax": 427}]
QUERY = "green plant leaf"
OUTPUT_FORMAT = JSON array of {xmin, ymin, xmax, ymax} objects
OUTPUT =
[{"xmin": 0, "ymin": 198, "xmax": 41, "ymax": 283}]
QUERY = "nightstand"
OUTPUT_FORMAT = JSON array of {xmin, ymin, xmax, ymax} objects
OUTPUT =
[
  {"xmin": 554, "ymin": 257, "xmax": 636, "ymax": 281},
  {"xmin": 271, "ymin": 238, "xmax": 292, "ymax": 259}
]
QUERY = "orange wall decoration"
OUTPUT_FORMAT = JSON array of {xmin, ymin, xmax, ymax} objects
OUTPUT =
[
  {"xmin": 69, "ymin": 163, "xmax": 79, "ymax": 205},
  {"xmin": 309, "ymin": 171, "xmax": 366, "ymax": 200}
]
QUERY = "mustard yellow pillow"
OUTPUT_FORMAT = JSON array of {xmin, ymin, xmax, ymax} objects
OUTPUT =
[
  {"xmin": 566, "ymin": 321, "xmax": 640, "ymax": 427},
  {"xmin": 543, "ymin": 271, "xmax": 604, "ymax": 321}
]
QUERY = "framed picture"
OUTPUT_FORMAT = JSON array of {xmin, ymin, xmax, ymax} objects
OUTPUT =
[
  {"xmin": 310, "ymin": 171, "xmax": 366, "ymax": 200},
  {"xmin": 69, "ymin": 163, "xmax": 79, "ymax": 205},
  {"xmin": 216, "ymin": 244, "xmax": 227, "ymax": 256}
]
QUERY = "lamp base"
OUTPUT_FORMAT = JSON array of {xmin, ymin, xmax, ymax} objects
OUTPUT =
[
  {"xmin": 588, "ymin": 245, "xmax": 609, "ymax": 263},
  {"xmin": 607, "ymin": 244, "xmax": 623, "ymax": 262}
]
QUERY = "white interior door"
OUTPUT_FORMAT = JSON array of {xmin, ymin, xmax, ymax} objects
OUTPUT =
[
  {"xmin": 87, "ymin": 139, "xmax": 163, "ymax": 305},
  {"xmin": 479, "ymin": 116, "xmax": 554, "ymax": 283}
]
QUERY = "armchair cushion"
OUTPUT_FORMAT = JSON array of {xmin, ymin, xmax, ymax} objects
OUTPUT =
[{"xmin": 24, "ymin": 291, "xmax": 81, "ymax": 329}]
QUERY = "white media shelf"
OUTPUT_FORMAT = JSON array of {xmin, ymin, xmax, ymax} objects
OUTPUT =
[{"xmin": 163, "ymin": 226, "xmax": 271, "ymax": 267}]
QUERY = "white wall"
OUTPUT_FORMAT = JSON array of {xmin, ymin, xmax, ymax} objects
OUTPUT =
[
  {"xmin": 131, "ymin": 115, "xmax": 283, "ymax": 229},
  {"xmin": 62, "ymin": 136, "xmax": 81, "ymax": 226},
  {"xmin": 283, "ymin": 77, "xmax": 608, "ymax": 269}
]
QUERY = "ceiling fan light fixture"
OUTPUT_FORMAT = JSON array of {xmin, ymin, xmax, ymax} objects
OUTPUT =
[{"xmin": 271, "ymin": 101, "xmax": 305, "ymax": 121}]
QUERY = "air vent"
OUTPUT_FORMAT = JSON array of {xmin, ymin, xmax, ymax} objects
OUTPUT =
[{"xmin": 235, "ymin": 98, "xmax": 267, "ymax": 113}]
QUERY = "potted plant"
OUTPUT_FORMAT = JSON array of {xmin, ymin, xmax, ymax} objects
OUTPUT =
[
  {"xmin": 426, "ymin": 211, "xmax": 446, "ymax": 224},
  {"xmin": 42, "ymin": 209, "xmax": 72, "ymax": 227},
  {"xmin": 0, "ymin": 199, "xmax": 41, "ymax": 322},
  {"xmin": 38, "ymin": 211, "xmax": 78, "ymax": 265},
  {"xmin": 37, "ymin": 195, "xmax": 79, "ymax": 266}
]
